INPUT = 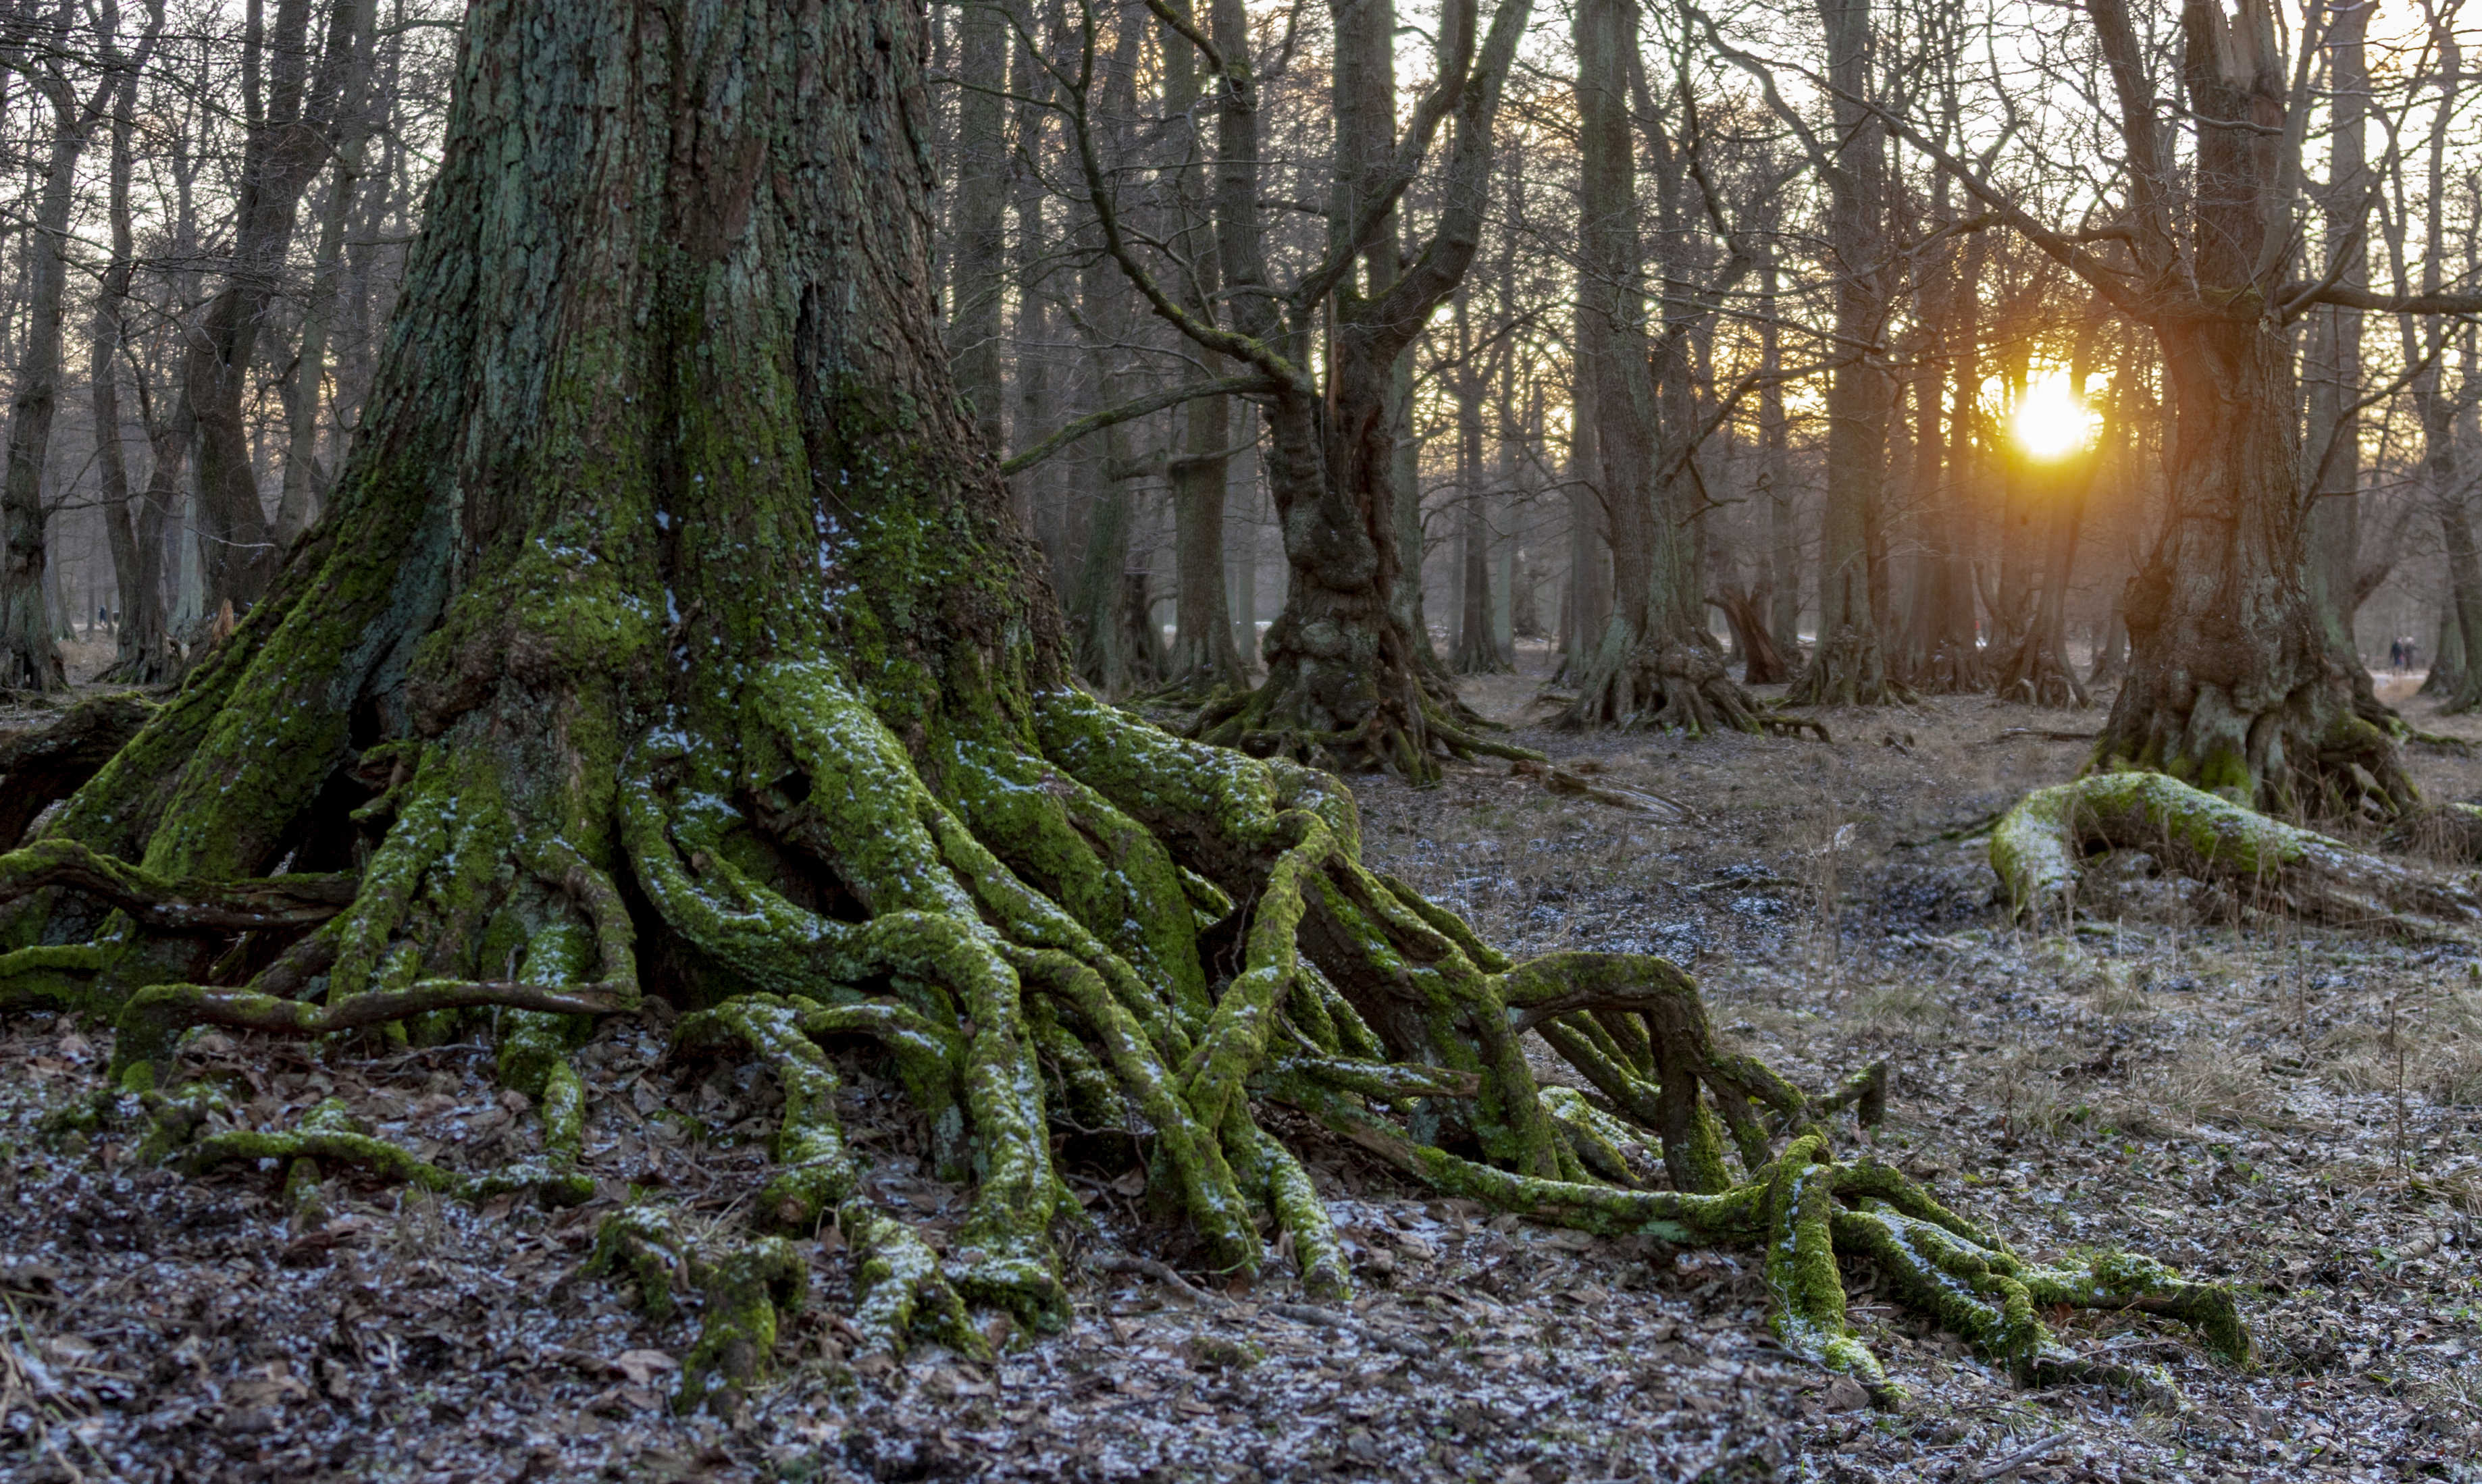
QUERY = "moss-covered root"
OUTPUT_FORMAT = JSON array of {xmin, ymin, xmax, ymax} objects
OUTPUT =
[
  {"xmin": 1759, "ymin": 1138, "xmax": 1889, "ymax": 1397},
  {"xmin": 842, "ymin": 1200, "xmax": 990, "ymax": 1360},
  {"xmin": 110, "ymin": 976, "xmax": 632, "ymax": 1084},
  {"xmin": 671, "ymin": 994, "xmax": 858, "ymax": 1230},
  {"xmin": 590, "ymin": 1204, "xmax": 689, "ymax": 1322},
  {"xmin": 183, "ymin": 1095, "xmax": 595, "ymax": 1206},
  {"xmin": 676, "ymin": 1236, "xmax": 808, "ymax": 1416},
  {"xmin": 2015, "ymin": 1249, "xmax": 2255, "ymax": 1368},
  {"xmin": 1990, "ymin": 772, "xmax": 2479, "ymax": 930}
]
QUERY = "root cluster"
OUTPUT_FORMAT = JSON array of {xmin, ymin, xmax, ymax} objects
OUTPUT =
[{"xmin": 3, "ymin": 685, "xmax": 2250, "ymax": 1413}]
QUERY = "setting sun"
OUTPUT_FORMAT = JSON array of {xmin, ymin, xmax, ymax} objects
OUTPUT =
[{"xmin": 2011, "ymin": 371, "xmax": 2100, "ymax": 458}]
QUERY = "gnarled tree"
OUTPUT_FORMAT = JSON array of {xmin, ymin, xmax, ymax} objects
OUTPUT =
[{"xmin": 1, "ymin": 0, "xmax": 2244, "ymax": 1414}]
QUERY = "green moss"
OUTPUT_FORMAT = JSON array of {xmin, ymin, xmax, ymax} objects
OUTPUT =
[
  {"xmin": 676, "ymin": 1236, "xmax": 807, "ymax": 1415},
  {"xmin": 591, "ymin": 1205, "xmax": 685, "ymax": 1322},
  {"xmin": 673, "ymin": 995, "xmax": 857, "ymax": 1230},
  {"xmin": 843, "ymin": 1201, "xmax": 985, "ymax": 1358}
]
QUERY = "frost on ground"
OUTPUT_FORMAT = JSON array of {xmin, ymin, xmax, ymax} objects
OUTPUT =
[{"xmin": 3, "ymin": 670, "xmax": 2481, "ymax": 1483}]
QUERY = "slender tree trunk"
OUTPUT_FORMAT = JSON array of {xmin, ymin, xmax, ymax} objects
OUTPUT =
[
  {"xmin": 93, "ymin": 13, "xmax": 173, "ymax": 685},
  {"xmin": 1451, "ymin": 287, "xmax": 1505, "ymax": 674},
  {"xmin": 1162, "ymin": 0, "xmax": 1243, "ymax": 692},
  {"xmin": 276, "ymin": 1, "xmax": 379, "ymax": 549},
  {"xmin": 1760, "ymin": 261, "xmax": 1801, "ymax": 662},
  {"xmin": 2303, "ymin": 1, "xmax": 2368, "ymax": 667}
]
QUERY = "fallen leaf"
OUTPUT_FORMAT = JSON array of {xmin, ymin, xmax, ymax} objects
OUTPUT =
[{"xmin": 613, "ymin": 1348, "xmax": 679, "ymax": 1386}]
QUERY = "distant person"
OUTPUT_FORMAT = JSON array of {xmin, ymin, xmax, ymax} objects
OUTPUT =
[{"xmin": 2390, "ymin": 637, "xmax": 2406, "ymax": 669}]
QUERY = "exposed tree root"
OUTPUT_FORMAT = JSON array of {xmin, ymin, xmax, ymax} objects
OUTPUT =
[
  {"xmin": 8, "ymin": 671, "xmax": 2252, "ymax": 1416},
  {"xmin": 1190, "ymin": 666, "xmax": 1544, "ymax": 785},
  {"xmin": 1559, "ymin": 633, "xmax": 1822, "ymax": 738},
  {"xmin": 0, "ymin": 691, "xmax": 157, "ymax": 847},
  {"xmin": 0, "ymin": 837, "xmax": 357, "ymax": 931},
  {"xmin": 1991, "ymin": 772, "xmax": 2479, "ymax": 930}
]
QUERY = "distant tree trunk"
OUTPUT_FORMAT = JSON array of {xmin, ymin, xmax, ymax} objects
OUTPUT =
[
  {"xmin": 93, "ymin": 11, "xmax": 175, "ymax": 685},
  {"xmin": 1191, "ymin": 0, "xmax": 1539, "ymax": 780},
  {"xmin": 1065, "ymin": 11, "xmax": 1158, "ymax": 696},
  {"xmin": 275, "ymin": 3, "xmax": 378, "ymax": 549},
  {"xmin": 1759, "ymin": 257, "xmax": 1801, "ymax": 662},
  {"xmin": 1557, "ymin": 347, "xmax": 1610, "ymax": 682},
  {"xmin": 1561, "ymin": 0, "xmax": 1769, "ymax": 732},
  {"xmin": 1161, "ymin": 1, "xmax": 1244, "ymax": 693},
  {"xmin": 1009, "ymin": 5, "xmax": 1062, "ymax": 561},
  {"xmin": 0, "ymin": 10, "xmax": 161, "ymax": 690},
  {"xmin": 1451, "ymin": 287, "xmax": 1507, "ymax": 674},
  {"xmin": 184, "ymin": 0, "xmax": 359, "ymax": 618},
  {"xmin": 2302, "ymin": 0, "xmax": 2368, "ymax": 672},
  {"xmin": 1936, "ymin": 229, "xmax": 1987, "ymax": 687},
  {"xmin": 1788, "ymin": 0, "xmax": 1901, "ymax": 707}
]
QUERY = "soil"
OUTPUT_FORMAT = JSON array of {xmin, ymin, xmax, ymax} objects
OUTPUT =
[{"xmin": 3, "ymin": 639, "xmax": 2479, "ymax": 1483}]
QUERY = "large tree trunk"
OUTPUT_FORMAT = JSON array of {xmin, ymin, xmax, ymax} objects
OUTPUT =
[
  {"xmin": 1197, "ymin": 0, "xmax": 1534, "ymax": 779},
  {"xmin": 2093, "ymin": 0, "xmax": 2406, "ymax": 812},
  {"xmin": 1559, "ymin": 0, "xmax": 1771, "ymax": 733}
]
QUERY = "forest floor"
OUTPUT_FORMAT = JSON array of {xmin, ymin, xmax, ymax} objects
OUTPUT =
[{"xmin": 3, "ymin": 643, "xmax": 2480, "ymax": 1483}]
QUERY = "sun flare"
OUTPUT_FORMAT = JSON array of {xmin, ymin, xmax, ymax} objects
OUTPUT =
[{"xmin": 2011, "ymin": 371, "xmax": 2098, "ymax": 459}]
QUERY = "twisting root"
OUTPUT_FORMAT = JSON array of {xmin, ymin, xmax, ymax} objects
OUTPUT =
[
  {"xmin": 1991, "ymin": 772, "xmax": 2479, "ymax": 931},
  {"xmin": 24, "ymin": 662, "xmax": 2248, "ymax": 1412},
  {"xmin": 844, "ymin": 1201, "xmax": 986, "ymax": 1359},
  {"xmin": 1189, "ymin": 661, "xmax": 1543, "ymax": 787},
  {"xmin": 1559, "ymin": 635, "xmax": 1824, "ymax": 739}
]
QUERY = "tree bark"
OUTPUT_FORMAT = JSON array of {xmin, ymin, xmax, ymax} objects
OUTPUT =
[
  {"xmin": 0, "ymin": 30, "xmax": 94, "ymax": 691},
  {"xmin": 2302, "ymin": 0, "xmax": 2368, "ymax": 666},
  {"xmin": 948, "ymin": 0, "xmax": 1008, "ymax": 450},
  {"xmin": 1161, "ymin": 0, "xmax": 1244, "ymax": 693},
  {"xmin": 92, "ymin": 5, "xmax": 172, "ymax": 685},
  {"xmin": 1787, "ymin": 0, "xmax": 1900, "ymax": 706}
]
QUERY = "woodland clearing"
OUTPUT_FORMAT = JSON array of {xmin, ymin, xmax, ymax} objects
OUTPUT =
[{"xmin": 2, "ymin": 646, "xmax": 2475, "ymax": 1484}]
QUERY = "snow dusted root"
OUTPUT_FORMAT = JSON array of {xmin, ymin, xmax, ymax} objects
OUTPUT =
[
  {"xmin": 1990, "ymin": 771, "xmax": 2479, "ymax": 930},
  {"xmin": 1, "ymin": 656, "xmax": 2258, "ymax": 1414}
]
